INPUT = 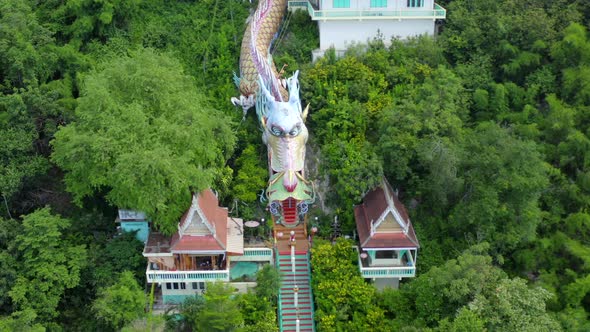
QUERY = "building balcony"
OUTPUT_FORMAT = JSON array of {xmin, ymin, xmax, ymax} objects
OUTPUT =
[
  {"xmin": 288, "ymin": 1, "xmax": 446, "ymax": 21},
  {"xmin": 360, "ymin": 265, "xmax": 416, "ymax": 278},
  {"xmin": 146, "ymin": 265, "xmax": 230, "ymax": 283},
  {"xmin": 231, "ymin": 247, "xmax": 274, "ymax": 262},
  {"xmin": 356, "ymin": 247, "xmax": 417, "ymax": 279}
]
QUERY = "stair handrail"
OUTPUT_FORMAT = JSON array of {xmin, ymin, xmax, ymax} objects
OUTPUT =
[
  {"xmin": 291, "ymin": 242, "xmax": 296, "ymax": 272},
  {"xmin": 275, "ymin": 249, "xmax": 284, "ymax": 332},
  {"xmin": 307, "ymin": 250, "xmax": 316, "ymax": 331}
]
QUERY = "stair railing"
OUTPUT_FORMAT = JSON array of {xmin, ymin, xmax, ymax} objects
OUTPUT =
[
  {"xmin": 307, "ymin": 250, "xmax": 316, "ymax": 331},
  {"xmin": 275, "ymin": 249, "xmax": 283, "ymax": 332},
  {"xmin": 291, "ymin": 243, "xmax": 296, "ymax": 272}
]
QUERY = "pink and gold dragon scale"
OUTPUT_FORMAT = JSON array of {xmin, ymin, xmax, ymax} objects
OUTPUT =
[{"xmin": 232, "ymin": 0, "xmax": 313, "ymax": 227}]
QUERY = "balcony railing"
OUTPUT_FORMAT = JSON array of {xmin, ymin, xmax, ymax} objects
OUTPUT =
[
  {"xmin": 232, "ymin": 248, "xmax": 274, "ymax": 262},
  {"xmin": 146, "ymin": 267, "xmax": 229, "ymax": 283},
  {"xmin": 288, "ymin": 1, "xmax": 446, "ymax": 20},
  {"xmin": 354, "ymin": 247, "xmax": 416, "ymax": 279},
  {"xmin": 360, "ymin": 265, "xmax": 416, "ymax": 278}
]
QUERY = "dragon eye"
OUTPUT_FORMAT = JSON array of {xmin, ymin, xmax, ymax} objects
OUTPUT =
[
  {"xmin": 271, "ymin": 126, "xmax": 282, "ymax": 136},
  {"xmin": 289, "ymin": 126, "xmax": 301, "ymax": 136}
]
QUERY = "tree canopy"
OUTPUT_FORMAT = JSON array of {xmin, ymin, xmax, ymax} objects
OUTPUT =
[
  {"xmin": 51, "ymin": 49, "xmax": 236, "ymax": 234},
  {"xmin": 2, "ymin": 0, "xmax": 590, "ymax": 329},
  {"xmin": 92, "ymin": 271, "xmax": 145, "ymax": 330}
]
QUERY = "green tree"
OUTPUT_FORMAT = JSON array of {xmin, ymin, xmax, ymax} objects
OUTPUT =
[
  {"xmin": 92, "ymin": 231, "xmax": 145, "ymax": 288},
  {"xmin": 403, "ymin": 243, "xmax": 506, "ymax": 327},
  {"xmin": 0, "ymin": 0, "xmax": 56, "ymax": 89},
  {"xmin": 241, "ymin": 309, "xmax": 278, "ymax": 332},
  {"xmin": 237, "ymin": 266, "xmax": 280, "ymax": 331},
  {"xmin": 0, "ymin": 94, "xmax": 50, "ymax": 218},
  {"xmin": 196, "ymin": 282, "xmax": 243, "ymax": 332},
  {"xmin": 36, "ymin": 0, "xmax": 141, "ymax": 44},
  {"xmin": 8, "ymin": 208, "xmax": 87, "ymax": 321},
  {"xmin": 0, "ymin": 218, "xmax": 18, "ymax": 314},
  {"xmin": 254, "ymin": 264, "xmax": 281, "ymax": 306},
  {"xmin": 388, "ymin": 244, "xmax": 559, "ymax": 329},
  {"xmin": 0, "ymin": 309, "xmax": 45, "ymax": 332},
  {"xmin": 231, "ymin": 144, "xmax": 268, "ymax": 220},
  {"xmin": 311, "ymin": 239, "xmax": 385, "ymax": 332},
  {"xmin": 177, "ymin": 295, "xmax": 205, "ymax": 331},
  {"xmin": 449, "ymin": 122, "xmax": 549, "ymax": 255},
  {"xmin": 436, "ymin": 308, "xmax": 485, "ymax": 332},
  {"xmin": 239, "ymin": 292, "xmax": 278, "ymax": 332},
  {"xmin": 469, "ymin": 278, "xmax": 561, "ymax": 331},
  {"xmin": 51, "ymin": 49, "xmax": 236, "ymax": 234},
  {"xmin": 92, "ymin": 271, "xmax": 145, "ymax": 330},
  {"xmin": 378, "ymin": 66, "xmax": 466, "ymax": 183}
]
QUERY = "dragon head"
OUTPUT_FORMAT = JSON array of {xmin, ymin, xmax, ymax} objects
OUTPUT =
[{"xmin": 259, "ymin": 71, "xmax": 309, "ymax": 192}]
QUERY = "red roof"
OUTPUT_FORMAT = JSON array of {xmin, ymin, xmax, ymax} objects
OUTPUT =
[
  {"xmin": 171, "ymin": 234, "xmax": 225, "ymax": 252},
  {"xmin": 354, "ymin": 178, "xmax": 419, "ymax": 249},
  {"xmin": 172, "ymin": 190, "xmax": 228, "ymax": 252},
  {"xmin": 142, "ymin": 190, "xmax": 233, "ymax": 255}
]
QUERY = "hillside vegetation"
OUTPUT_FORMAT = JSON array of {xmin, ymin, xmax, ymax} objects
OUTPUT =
[{"xmin": 1, "ymin": 0, "xmax": 590, "ymax": 330}]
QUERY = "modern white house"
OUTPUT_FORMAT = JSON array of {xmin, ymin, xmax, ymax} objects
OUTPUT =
[
  {"xmin": 354, "ymin": 178, "xmax": 419, "ymax": 289},
  {"xmin": 288, "ymin": 0, "xmax": 446, "ymax": 58}
]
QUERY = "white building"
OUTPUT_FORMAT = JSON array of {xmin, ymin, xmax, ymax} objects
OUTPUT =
[
  {"xmin": 142, "ymin": 190, "xmax": 273, "ymax": 305},
  {"xmin": 288, "ymin": 0, "xmax": 446, "ymax": 58},
  {"xmin": 354, "ymin": 177, "xmax": 420, "ymax": 289}
]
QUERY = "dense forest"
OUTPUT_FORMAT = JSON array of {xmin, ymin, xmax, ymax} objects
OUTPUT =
[{"xmin": 1, "ymin": 0, "xmax": 590, "ymax": 330}]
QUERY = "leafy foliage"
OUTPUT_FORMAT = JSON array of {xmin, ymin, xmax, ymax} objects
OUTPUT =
[
  {"xmin": 93, "ymin": 271, "xmax": 145, "ymax": 330},
  {"xmin": 311, "ymin": 239, "xmax": 385, "ymax": 331},
  {"xmin": 384, "ymin": 244, "xmax": 560, "ymax": 330},
  {"xmin": 8, "ymin": 208, "xmax": 87, "ymax": 322},
  {"xmin": 51, "ymin": 49, "xmax": 236, "ymax": 234},
  {"xmin": 197, "ymin": 282, "xmax": 244, "ymax": 332},
  {"xmin": 1, "ymin": 0, "xmax": 590, "ymax": 329}
]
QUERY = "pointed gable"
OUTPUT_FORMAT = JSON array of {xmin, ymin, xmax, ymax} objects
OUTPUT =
[
  {"xmin": 171, "ymin": 190, "xmax": 229, "ymax": 253},
  {"xmin": 179, "ymin": 193, "xmax": 216, "ymax": 236},
  {"xmin": 354, "ymin": 177, "xmax": 419, "ymax": 249}
]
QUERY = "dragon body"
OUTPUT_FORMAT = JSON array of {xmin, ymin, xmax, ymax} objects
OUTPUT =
[
  {"xmin": 232, "ymin": 0, "xmax": 288, "ymax": 110},
  {"xmin": 233, "ymin": 0, "xmax": 313, "ymax": 227}
]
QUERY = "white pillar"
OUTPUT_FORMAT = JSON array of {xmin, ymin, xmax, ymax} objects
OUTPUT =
[{"xmin": 291, "ymin": 245, "xmax": 296, "ymax": 272}]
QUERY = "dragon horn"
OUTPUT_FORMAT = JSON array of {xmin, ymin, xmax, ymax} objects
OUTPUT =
[
  {"xmin": 258, "ymin": 74, "xmax": 274, "ymax": 101},
  {"xmin": 287, "ymin": 70, "xmax": 300, "ymax": 104}
]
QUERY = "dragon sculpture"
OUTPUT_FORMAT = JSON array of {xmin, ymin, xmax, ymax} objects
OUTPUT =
[{"xmin": 232, "ymin": 0, "xmax": 313, "ymax": 227}]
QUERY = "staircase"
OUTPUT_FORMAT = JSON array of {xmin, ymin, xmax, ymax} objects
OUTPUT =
[
  {"xmin": 282, "ymin": 198, "xmax": 298, "ymax": 225},
  {"xmin": 277, "ymin": 250, "xmax": 315, "ymax": 332}
]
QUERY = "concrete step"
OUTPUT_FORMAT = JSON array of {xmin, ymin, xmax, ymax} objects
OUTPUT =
[
  {"xmin": 284, "ymin": 319, "xmax": 313, "ymax": 324},
  {"xmin": 281, "ymin": 293, "xmax": 312, "ymax": 299},
  {"xmin": 282, "ymin": 314, "xmax": 312, "ymax": 319},
  {"xmin": 280, "ymin": 272, "xmax": 309, "ymax": 277},
  {"xmin": 281, "ymin": 294, "xmax": 311, "ymax": 300},
  {"xmin": 279, "ymin": 264, "xmax": 308, "ymax": 268},
  {"xmin": 283, "ymin": 318, "xmax": 313, "ymax": 324},
  {"xmin": 279, "ymin": 270, "xmax": 309, "ymax": 274},
  {"xmin": 278, "ymin": 252, "xmax": 308, "ymax": 256},
  {"xmin": 281, "ymin": 308, "xmax": 312, "ymax": 313},
  {"xmin": 278, "ymin": 260, "xmax": 308, "ymax": 263},
  {"xmin": 278, "ymin": 254, "xmax": 308, "ymax": 258},
  {"xmin": 281, "ymin": 286, "xmax": 310, "ymax": 290}
]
